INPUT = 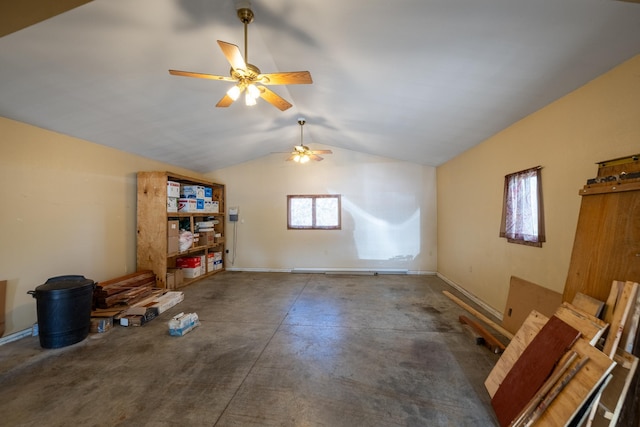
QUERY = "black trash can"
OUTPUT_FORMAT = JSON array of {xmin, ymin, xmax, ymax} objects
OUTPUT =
[{"xmin": 28, "ymin": 275, "xmax": 95, "ymax": 349}]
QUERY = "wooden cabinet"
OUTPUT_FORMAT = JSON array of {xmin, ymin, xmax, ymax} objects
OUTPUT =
[
  {"xmin": 563, "ymin": 156, "xmax": 640, "ymax": 304},
  {"xmin": 136, "ymin": 171, "xmax": 225, "ymax": 288}
]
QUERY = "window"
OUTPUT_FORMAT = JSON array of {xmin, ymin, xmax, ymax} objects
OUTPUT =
[
  {"xmin": 499, "ymin": 166, "xmax": 545, "ymax": 247},
  {"xmin": 287, "ymin": 195, "xmax": 341, "ymax": 230}
]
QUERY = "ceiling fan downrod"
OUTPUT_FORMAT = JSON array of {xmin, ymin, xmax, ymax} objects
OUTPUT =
[{"xmin": 237, "ymin": 7, "xmax": 254, "ymax": 64}]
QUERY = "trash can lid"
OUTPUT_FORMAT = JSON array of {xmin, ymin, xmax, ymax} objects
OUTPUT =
[{"xmin": 37, "ymin": 275, "xmax": 95, "ymax": 292}]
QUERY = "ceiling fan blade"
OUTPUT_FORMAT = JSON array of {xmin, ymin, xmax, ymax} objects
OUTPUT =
[
  {"xmin": 216, "ymin": 94, "xmax": 235, "ymax": 108},
  {"xmin": 259, "ymin": 71, "xmax": 312, "ymax": 85},
  {"xmin": 169, "ymin": 69, "xmax": 236, "ymax": 82},
  {"xmin": 310, "ymin": 150, "xmax": 332, "ymax": 155},
  {"xmin": 217, "ymin": 40, "xmax": 247, "ymax": 72},
  {"xmin": 285, "ymin": 154, "xmax": 297, "ymax": 161},
  {"xmin": 259, "ymin": 87, "xmax": 292, "ymax": 111},
  {"xmin": 309, "ymin": 154, "xmax": 324, "ymax": 161}
]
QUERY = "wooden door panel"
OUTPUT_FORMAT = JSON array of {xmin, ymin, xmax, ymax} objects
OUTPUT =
[{"xmin": 564, "ymin": 189, "xmax": 640, "ymax": 303}]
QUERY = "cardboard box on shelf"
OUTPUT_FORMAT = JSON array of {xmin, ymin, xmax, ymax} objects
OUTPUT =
[
  {"xmin": 168, "ymin": 236, "xmax": 179, "ymax": 254},
  {"xmin": 199, "ymin": 231, "xmax": 215, "ymax": 246},
  {"xmin": 168, "ymin": 268, "xmax": 184, "ymax": 288},
  {"xmin": 176, "ymin": 256, "xmax": 201, "ymax": 268},
  {"xmin": 199, "ymin": 255, "xmax": 206, "ymax": 275},
  {"xmin": 181, "ymin": 185, "xmax": 205, "ymax": 199},
  {"xmin": 204, "ymin": 187, "xmax": 213, "ymax": 201},
  {"xmin": 167, "ymin": 181, "xmax": 180, "ymax": 198},
  {"xmin": 182, "ymin": 267, "xmax": 200, "ymax": 279},
  {"xmin": 205, "ymin": 200, "xmax": 219, "ymax": 213},
  {"xmin": 167, "ymin": 197, "xmax": 178, "ymax": 213},
  {"xmin": 178, "ymin": 198, "xmax": 197, "ymax": 212},
  {"xmin": 168, "ymin": 220, "xmax": 179, "ymax": 237},
  {"xmin": 166, "ymin": 272, "xmax": 175, "ymax": 290},
  {"xmin": 214, "ymin": 259, "xmax": 223, "ymax": 270},
  {"xmin": 196, "ymin": 199, "xmax": 205, "ymax": 211}
]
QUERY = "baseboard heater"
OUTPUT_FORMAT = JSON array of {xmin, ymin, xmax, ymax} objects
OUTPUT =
[{"xmin": 291, "ymin": 268, "xmax": 408, "ymax": 276}]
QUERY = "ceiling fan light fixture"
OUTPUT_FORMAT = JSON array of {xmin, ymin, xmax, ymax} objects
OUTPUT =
[
  {"xmin": 227, "ymin": 85, "xmax": 242, "ymax": 101},
  {"xmin": 246, "ymin": 83, "xmax": 260, "ymax": 99},
  {"xmin": 245, "ymin": 91, "xmax": 257, "ymax": 106}
]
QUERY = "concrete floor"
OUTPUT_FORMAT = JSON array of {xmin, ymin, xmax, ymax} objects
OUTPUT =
[{"xmin": 0, "ymin": 272, "xmax": 501, "ymax": 426}]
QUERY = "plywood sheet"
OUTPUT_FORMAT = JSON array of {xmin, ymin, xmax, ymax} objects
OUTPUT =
[
  {"xmin": 572, "ymin": 292, "xmax": 605, "ymax": 318},
  {"xmin": 485, "ymin": 310, "xmax": 548, "ymax": 398},
  {"xmin": 536, "ymin": 338, "xmax": 616, "ymax": 426},
  {"xmin": 491, "ymin": 316, "xmax": 581, "ymax": 427},
  {"xmin": 502, "ymin": 276, "xmax": 562, "ymax": 335},
  {"xmin": 596, "ymin": 351, "xmax": 639, "ymax": 426},
  {"xmin": 603, "ymin": 281, "xmax": 638, "ymax": 357},
  {"xmin": 555, "ymin": 302, "xmax": 609, "ymax": 346}
]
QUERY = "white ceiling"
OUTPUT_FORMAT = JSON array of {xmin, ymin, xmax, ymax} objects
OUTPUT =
[{"xmin": 1, "ymin": 0, "xmax": 639, "ymax": 173}]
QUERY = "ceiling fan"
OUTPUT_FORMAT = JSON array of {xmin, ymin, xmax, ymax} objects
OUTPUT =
[
  {"xmin": 168, "ymin": 5, "xmax": 312, "ymax": 111},
  {"xmin": 285, "ymin": 119, "xmax": 332, "ymax": 163}
]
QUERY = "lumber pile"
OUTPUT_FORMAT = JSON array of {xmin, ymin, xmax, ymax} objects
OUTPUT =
[
  {"xmin": 442, "ymin": 277, "xmax": 640, "ymax": 426},
  {"xmin": 93, "ymin": 270, "xmax": 157, "ymax": 309},
  {"xmin": 481, "ymin": 279, "xmax": 639, "ymax": 426}
]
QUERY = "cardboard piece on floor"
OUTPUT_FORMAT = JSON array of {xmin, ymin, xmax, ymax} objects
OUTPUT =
[
  {"xmin": 535, "ymin": 337, "xmax": 616, "ymax": 426},
  {"xmin": 485, "ymin": 310, "xmax": 548, "ymax": 398},
  {"xmin": 572, "ymin": 292, "xmax": 605, "ymax": 318},
  {"xmin": 555, "ymin": 302, "xmax": 609, "ymax": 346},
  {"xmin": 0, "ymin": 280, "xmax": 6, "ymax": 337},
  {"xmin": 502, "ymin": 276, "xmax": 562, "ymax": 335},
  {"xmin": 491, "ymin": 316, "xmax": 581, "ymax": 427},
  {"xmin": 603, "ymin": 281, "xmax": 638, "ymax": 357}
]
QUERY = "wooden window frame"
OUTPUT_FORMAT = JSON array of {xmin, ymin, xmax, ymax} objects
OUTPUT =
[{"xmin": 287, "ymin": 194, "xmax": 342, "ymax": 230}]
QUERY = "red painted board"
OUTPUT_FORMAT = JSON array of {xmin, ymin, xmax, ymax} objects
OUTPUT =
[{"xmin": 491, "ymin": 315, "xmax": 581, "ymax": 427}]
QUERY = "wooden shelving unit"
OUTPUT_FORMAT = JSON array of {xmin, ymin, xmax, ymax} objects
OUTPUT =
[{"xmin": 136, "ymin": 171, "xmax": 225, "ymax": 288}]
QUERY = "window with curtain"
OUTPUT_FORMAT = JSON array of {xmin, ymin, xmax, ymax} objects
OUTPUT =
[
  {"xmin": 287, "ymin": 195, "xmax": 341, "ymax": 230},
  {"xmin": 499, "ymin": 166, "xmax": 545, "ymax": 247}
]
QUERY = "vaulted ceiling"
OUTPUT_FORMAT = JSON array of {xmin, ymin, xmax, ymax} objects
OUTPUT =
[{"xmin": 1, "ymin": 0, "xmax": 639, "ymax": 173}]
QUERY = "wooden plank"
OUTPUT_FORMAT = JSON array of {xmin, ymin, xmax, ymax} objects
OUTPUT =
[
  {"xmin": 485, "ymin": 310, "xmax": 548, "ymax": 398},
  {"xmin": 459, "ymin": 315, "xmax": 505, "ymax": 354},
  {"xmin": 491, "ymin": 316, "xmax": 581, "ymax": 427},
  {"xmin": 622, "ymin": 284, "xmax": 640, "ymax": 353},
  {"xmin": 595, "ymin": 351, "xmax": 639, "ymax": 426},
  {"xmin": 521, "ymin": 355, "xmax": 589, "ymax": 427},
  {"xmin": 572, "ymin": 292, "xmax": 605, "ymax": 318},
  {"xmin": 502, "ymin": 275, "xmax": 562, "ymax": 335},
  {"xmin": 442, "ymin": 290, "xmax": 514, "ymax": 340},
  {"xmin": 510, "ymin": 350, "xmax": 579, "ymax": 427},
  {"xmin": 603, "ymin": 281, "xmax": 639, "ymax": 357},
  {"xmin": 535, "ymin": 338, "xmax": 616, "ymax": 426},
  {"xmin": 555, "ymin": 302, "xmax": 609, "ymax": 346},
  {"xmin": 603, "ymin": 280, "xmax": 624, "ymax": 325}
]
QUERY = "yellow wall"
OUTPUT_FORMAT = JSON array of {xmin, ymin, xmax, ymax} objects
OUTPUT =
[
  {"xmin": 207, "ymin": 146, "xmax": 437, "ymax": 274},
  {"xmin": 0, "ymin": 117, "xmax": 201, "ymax": 335},
  {"xmin": 437, "ymin": 54, "xmax": 640, "ymax": 315}
]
